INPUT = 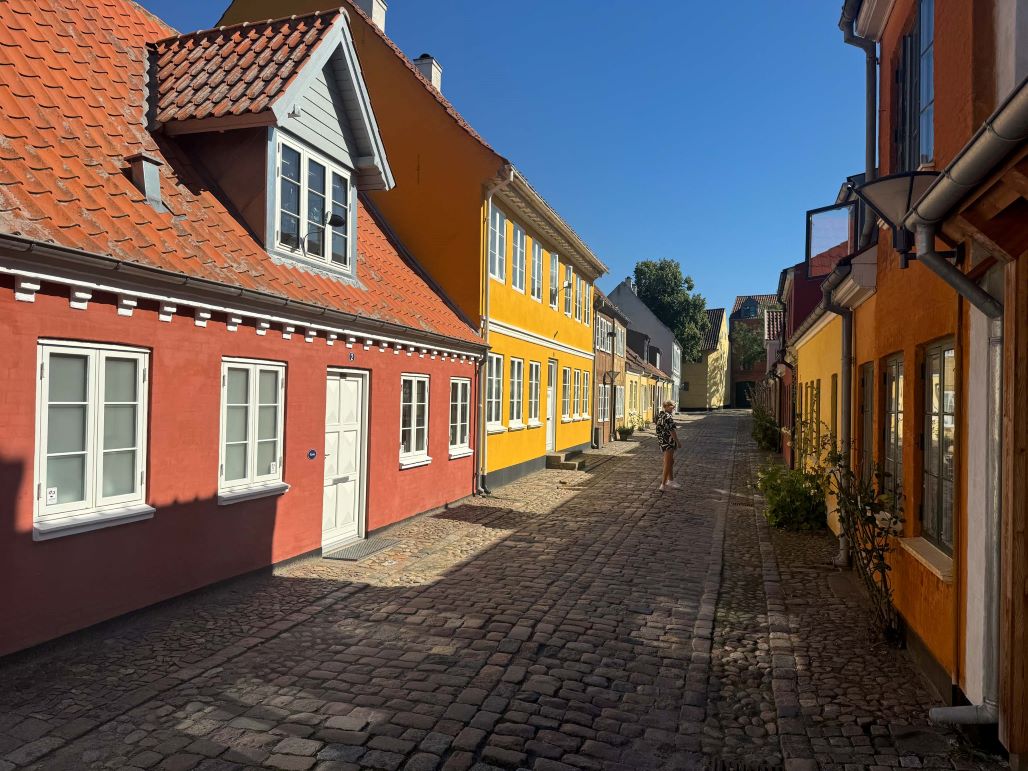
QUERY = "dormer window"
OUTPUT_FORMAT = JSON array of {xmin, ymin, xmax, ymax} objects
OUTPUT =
[{"xmin": 276, "ymin": 138, "xmax": 353, "ymax": 271}]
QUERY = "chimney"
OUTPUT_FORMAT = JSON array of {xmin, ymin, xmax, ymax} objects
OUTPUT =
[
  {"xmin": 354, "ymin": 0, "xmax": 387, "ymax": 31},
  {"xmin": 413, "ymin": 54, "xmax": 442, "ymax": 92},
  {"xmin": 126, "ymin": 153, "xmax": 166, "ymax": 212}
]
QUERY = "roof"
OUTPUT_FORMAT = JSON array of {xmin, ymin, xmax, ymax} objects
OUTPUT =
[
  {"xmin": 0, "ymin": 0, "xmax": 479, "ymax": 346},
  {"xmin": 626, "ymin": 348, "xmax": 670, "ymax": 381},
  {"xmin": 217, "ymin": 0, "xmax": 605, "ymax": 279},
  {"xmin": 764, "ymin": 308, "xmax": 783, "ymax": 341},
  {"xmin": 153, "ymin": 11, "xmax": 339, "ymax": 124},
  {"xmin": 700, "ymin": 308, "xmax": 725, "ymax": 352},
  {"xmin": 731, "ymin": 294, "xmax": 780, "ymax": 315},
  {"xmin": 593, "ymin": 288, "xmax": 630, "ymax": 325}
]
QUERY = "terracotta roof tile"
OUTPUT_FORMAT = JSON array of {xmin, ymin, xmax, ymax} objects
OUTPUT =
[
  {"xmin": 809, "ymin": 239, "xmax": 850, "ymax": 277},
  {"xmin": 626, "ymin": 348, "xmax": 669, "ymax": 381},
  {"xmin": 0, "ymin": 0, "xmax": 479, "ymax": 346},
  {"xmin": 153, "ymin": 10, "xmax": 341, "ymax": 125},
  {"xmin": 700, "ymin": 308, "xmax": 725, "ymax": 352},
  {"xmin": 764, "ymin": 308, "xmax": 783, "ymax": 342},
  {"xmin": 731, "ymin": 294, "xmax": 780, "ymax": 315}
]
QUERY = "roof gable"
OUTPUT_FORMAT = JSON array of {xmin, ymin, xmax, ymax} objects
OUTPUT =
[
  {"xmin": 0, "ymin": 0, "xmax": 473, "ymax": 345},
  {"xmin": 700, "ymin": 308, "xmax": 725, "ymax": 352},
  {"xmin": 153, "ymin": 9, "xmax": 393, "ymax": 190},
  {"xmin": 731, "ymin": 294, "xmax": 779, "ymax": 316}
]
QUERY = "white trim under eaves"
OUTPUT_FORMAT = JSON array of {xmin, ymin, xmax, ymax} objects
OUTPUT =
[
  {"xmin": 487, "ymin": 319, "xmax": 594, "ymax": 361},
  {"xmin": 855, "ymin": 0, "xmax": 894, "ymax": 41},
  {"xmin": 0, "ymin": 261, "xmax": 484, "ymax": 361},
  {"xmin": 792, "ymin": 307, "xmax": 837, "ymax": 350}
]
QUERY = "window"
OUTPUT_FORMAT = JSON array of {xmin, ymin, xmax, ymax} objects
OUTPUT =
[
  {"xmin": 614, "ymin": 325, "xmax": 625, "ymax": 357},
  {"xmin": 400, "ymin": 375, "xmax": 430, "ymax": 462},
  {"xmin": 859, "ymin": 363, "xmax": 875, "ymax": 477},
  {"xmin": 582, "ymin": 372, "xmax": 590, "ymax": 416},
  {"xmin": 561, "ymin": 367, "xmax": 571, "ymax": 418},
  {"xmin": 615, "ymin": 385, "xmax": 625, "ymax": 419},
  {"xmin": 528, "ymin": 362, "xmax": 541, "ymax": 423},
  {"xmin": 512, "ymin": 224, "xmax": 526, "ymax": 292},
  {"xmin": 883, "ymin": 355, "xmax": 904, "ymax": 510},
  {"xmin": 549, "ymin": 252, "xmax": 559, "ymax": 308},
  {"xmin": 595, "ymin": 316, "xmax": 612, "ymax": 352},
  {"xmin": 830, "ymin": 373, "xmax": 839, "ymax": 447},
  {"xmin": 36, "ymin": 342, "xmax": 150, "ymax": 532},
  {"xmin": 574, "ymin": 276, "xmax": 582, "ymax": 321},
  {"xmin": 489, "ymin": 205, "xmax": 506, "ymax": 281},
  {"xmin": 597, "ymin": 384, "xmax": 610, "ymax": 422},
  {"xmin": 221, "ymin": 359, "xmax": 285, "ymax": 493},
  {"xmin": 573, "ymin": 370, "xmax": 581, "ymax": 416},
  {"xmin": 564, "ymin": 265, "xmax": 573, "ymax": 316},
  {"xmin": 486, "ymin": 354, "xmax": 503, "ymax": 426},
  {"xmin": 896, "ymin": 0, "xmax": 934, "ymax": 170},
  {"xmin": 531, "ymin": 241, "xmax": 543, "ymax": 301},
  {"xmin": 922, "ymin": 341, "xmax": 955, "ymax": 552},
  {"xmin": 583, "ymin": 283, "xmax": 591, "ymax": 326},
  {"xmin": 449, "ymin": 378, "xmax": 471, "ymax": 452},
  {"xmin": 277, "ymin": 140, "xmax": 352, "ymax": 268},
  {"xmin": 509, "ymin": 358, "xmax": 524, "ymax": 425}
]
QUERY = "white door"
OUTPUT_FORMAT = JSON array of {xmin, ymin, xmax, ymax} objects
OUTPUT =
[
  {"xmin": 323, "ymin": 371, "xmax": 366, "ymax": 550},
  {"xmin": 546, "ymin": 360, "xmax": 557, "ymax": 452}
]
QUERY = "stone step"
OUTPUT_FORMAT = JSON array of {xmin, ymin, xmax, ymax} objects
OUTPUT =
[{"xmin": 545, "ymin": 451, "xmax": 586, "ymax": 470}]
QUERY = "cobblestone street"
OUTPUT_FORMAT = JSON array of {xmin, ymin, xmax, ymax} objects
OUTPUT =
[{"xmin": 0, "ymin": 413, "xmax": 1006, "ymax": 771}]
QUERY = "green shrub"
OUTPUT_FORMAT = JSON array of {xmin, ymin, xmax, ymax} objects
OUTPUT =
[
  {"xmin": 751, "ymin": 404, "xmax": 779, "ymax": 451},
  {"xmin": 754, "ymin": 461, "xmax": 827, "ymax": 531}
]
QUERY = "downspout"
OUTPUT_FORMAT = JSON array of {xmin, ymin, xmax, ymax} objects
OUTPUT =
[{"xmin": 478, "ymin": 166, "xmax": 514, "ymax": 494}]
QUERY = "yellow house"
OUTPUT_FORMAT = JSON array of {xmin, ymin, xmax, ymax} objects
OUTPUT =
[
  {"xmin": 219, "ymin": 0, "xmax": 606, "ymax": 487},
  {"xmin": 625, "ymin": 355, "xmax": 652, "ymax": 426},
  {"xmin": 680, "ymin": 308, "xmax": 729, "ymax": 410}
]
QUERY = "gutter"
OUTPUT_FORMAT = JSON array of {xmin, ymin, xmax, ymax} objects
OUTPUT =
[
  {"xmin": 899, "ymin": 75, "xmax": 1028, "ymax": 730},
  {"xmin": 0, "ymin": 233, "xmax": 486, "ymax": 356}
]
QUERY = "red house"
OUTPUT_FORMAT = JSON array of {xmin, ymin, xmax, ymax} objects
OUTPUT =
[{"xmin": 0, "ymin": 0, "xmax": 485, "ymax": 656}]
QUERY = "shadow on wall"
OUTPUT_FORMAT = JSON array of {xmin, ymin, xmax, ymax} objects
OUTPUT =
[{"xmin": 0, "ymin": 480, "xmax": 286, "ymax": 658}]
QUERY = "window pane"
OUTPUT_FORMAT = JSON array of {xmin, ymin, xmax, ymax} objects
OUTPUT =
[
  {"xmin": 227, "ymin": 369, "xmax": 249, "ymax": 404},
  {"xmin": 102, "ymin": 449, "xmax": 135, "ymax": 497},
  {"xmin": 103, "ymin": 404, "xmax": 136, "ymax": 450},
  {"xmin": 281, "ymin": 145, "xmax": 301, "ymax": 183},
  {"xmin": 226, "ymin": 405, "xmax": 248, "ymax": 443},
  {"xmin": 225, "ymin": 443, "xmax": 247, "ymax": 481},
  {"xmin": 402, "ymin": 403, "xmax": 412, "ymax": 431},
  {"xmin": 415, "ymin": 426, "xmax": 426, "ymax": 452},
  {"xmin": 47, "ymin": 454, "xmax": 85, "ymax": 504},
  {"xmin": 416, "ymin": 379, "xmax": 427, "ymax": 405},
  {"xmin": 49, "ymin": 353, "xmax": 88, "ymax": 402},
  {"xmin": 402, "ymin": 378, "xmax": 413, "ymax": 405},
  {"xmin": 258, "ymin": 405, "xmax": 278, "ymax": 441},
  {"xmin": 259, "ymin": 370, "xmax": 279, "ymax": 405},
  {"xmin": 332, "ymin": 231, "xmax": 348, "ymax": 266},
  {"xmin": 256, "ymin": 440, "xmax": 277, "ymax": 476},
  {"xmin": 280, "ymin": 209, "xmax": 300, "ymax": 249},
  {"xmin": 401, "ymin": 427, "xmax": 412, "ymax": 454},
  {"xmin": 104, "ymin": 358, "xmax": 137, "ymax": 402},
  {"xmin": 48, "ymin": 405, "xmax": 87, "ymax": 453}
]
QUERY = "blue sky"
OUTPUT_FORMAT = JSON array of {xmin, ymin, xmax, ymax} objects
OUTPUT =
[{"xmin": 142, "ymin": 0, "xmax": 866, "ymax": 313}]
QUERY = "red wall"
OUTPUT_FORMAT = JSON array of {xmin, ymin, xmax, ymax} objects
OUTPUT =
[{"xmin": 0, "ymin": 277, "xmax": 477, "ymax": 656}]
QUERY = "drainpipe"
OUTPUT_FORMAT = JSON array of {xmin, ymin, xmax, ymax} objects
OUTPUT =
[
  {"xmin": 478, "ymin": 166, "xmax": 514, "ymax": 494},
  {"xmin": 840, "ymin": 0, "xmax": 878, "ymax": 244}
]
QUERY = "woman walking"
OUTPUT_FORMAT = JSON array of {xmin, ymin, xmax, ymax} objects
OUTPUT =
[{"xmin": 656, "ymin": 400, "xmax": 680, "ymax": 491}]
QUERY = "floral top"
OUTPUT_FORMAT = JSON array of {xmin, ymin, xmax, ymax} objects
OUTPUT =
[{"xmin": 656, "ymin": 410, "xmax": 677, "ymax": 451}]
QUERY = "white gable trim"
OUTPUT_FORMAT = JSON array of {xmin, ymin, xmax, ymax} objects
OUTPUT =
[{"xmin": 272, "ymin": 11, "xmax": 393, "ymax": 191}]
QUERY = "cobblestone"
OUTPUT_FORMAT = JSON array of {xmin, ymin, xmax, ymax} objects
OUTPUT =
[{"xmin": 0, "ymin": 413, "xmax": 1008, "ymax": 770}]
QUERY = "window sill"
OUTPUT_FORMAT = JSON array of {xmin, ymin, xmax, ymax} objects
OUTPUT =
[
  {"xmin": 899, "ymin": 537, "xmax": 954, "ymax": 583},
  {"xmin": 486, "ymin": 424, "xmax": 507, "ymax": 435},
  {"xmin": 34, "ymin": 503, "xmax": 156, "ymax": 541},
  {"xmin": 508, "ymin": 423, "xmax": 526, "ymax": 432},
  {"xmin": 218, "ymin": 481, "xmax": 290, "ymax": 506},
  {"xmin": 526, "ymin": 421, "xmax": 543, "ymax": 429},
  {"xmin": 399, "ymin": 456, "xmax": 432, "ymax": 470},
  {"xmin": 449, "ymin": 447, "xmax": 473, "ymax": 460}
]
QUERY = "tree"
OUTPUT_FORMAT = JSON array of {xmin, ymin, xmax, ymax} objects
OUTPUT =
[
  {"xmin": 633, "ymin": 259, "xmax": 709, "ymax": 362},
  {"xmin": 730, "ymin": 319, "xmax": 765, "ymax": 370}
]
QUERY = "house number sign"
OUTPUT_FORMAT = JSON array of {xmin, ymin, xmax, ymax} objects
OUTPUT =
[{"xmin": 46, "ymin": 487, "xmax": 57, "ymax": 504}]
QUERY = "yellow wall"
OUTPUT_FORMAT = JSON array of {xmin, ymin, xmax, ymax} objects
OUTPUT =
[
  {"xmin": 625, "ymin": 370, "xmax": 653, "ymax": 425},
  {"xmin": 795, "ymin": 315, "xmax": 842, "ymax": 531},
  {"xmin": 681, "ymin": 316, "xmax": 729, "ymax": 410}
]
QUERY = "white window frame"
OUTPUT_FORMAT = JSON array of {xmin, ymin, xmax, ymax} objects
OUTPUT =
[
  {"xmin": 615, "ymin": 385, "xmax": 625, "ymax": 419},
  {"xmin": 35, "ymin": 341, "xmax": 151, "ymax": 539},
  {"xmin": 597, "ymin": 383, "xmax": 611, "ymax": 423},
  {"xmin": 583, "ymin": 283, "xmax": 591, "ymax": 326},
  {"xmin": 449, "ymin": 378, "xmax": 471, "ymax": 457},
  {"xmin": 508, "ymin": 358, "xmax": 524, "ymax": 427},
  {"xmin": 582, "ymin": 372, "xmax": 590, "ymax": 417},
  {"xmin": 220, "ymin": 358, "xmax": 287, "ymax": 500},
  {"xmin": 564, "ymin": 265, "xmax": 574, "ymax": 316},
  {"xmin": 595, "ymin": 317, "xmax": 612, "ymax": 353},
  {"xmin": 512, "ymin": 223, "xmax": 526, "ymax": 293},
  {"xmin": 574, "ymin": 276, "xmax": 582, "ymax": 321},
  {"xmin": 489, "ymin": 205, "xmax": 507, "ymax": 282},
  {"xmin": 615, "ymin": 325, "xmax": 626, "ymax": 357},
  {"xmin": 549, "ymin": 252, "xmax": 559, "ymax": 308},
  {"xmin": 561, "ymin": 367, "xmax": 571, "ymax": 419},
  {"xmin": 573, "ymin": 369, "xmax": 581, "ymax": 417},
  {"xmin": 531, "ymin": 241, "xmax": 543, "ymax": 302},
  {"xmin": 528, "ymin": 362, "xmax": 541, "ymax": 424},
  {"xmin": 399, "ymin": 374, "xmax": 430, "ymax": 464},
  {"xmin": 486, "ymin": 353, "xmax": 504, "ymax": 428},
  {"xmin": 275, "ymin": 137, "xmax": 354, "ymax": 272}
]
